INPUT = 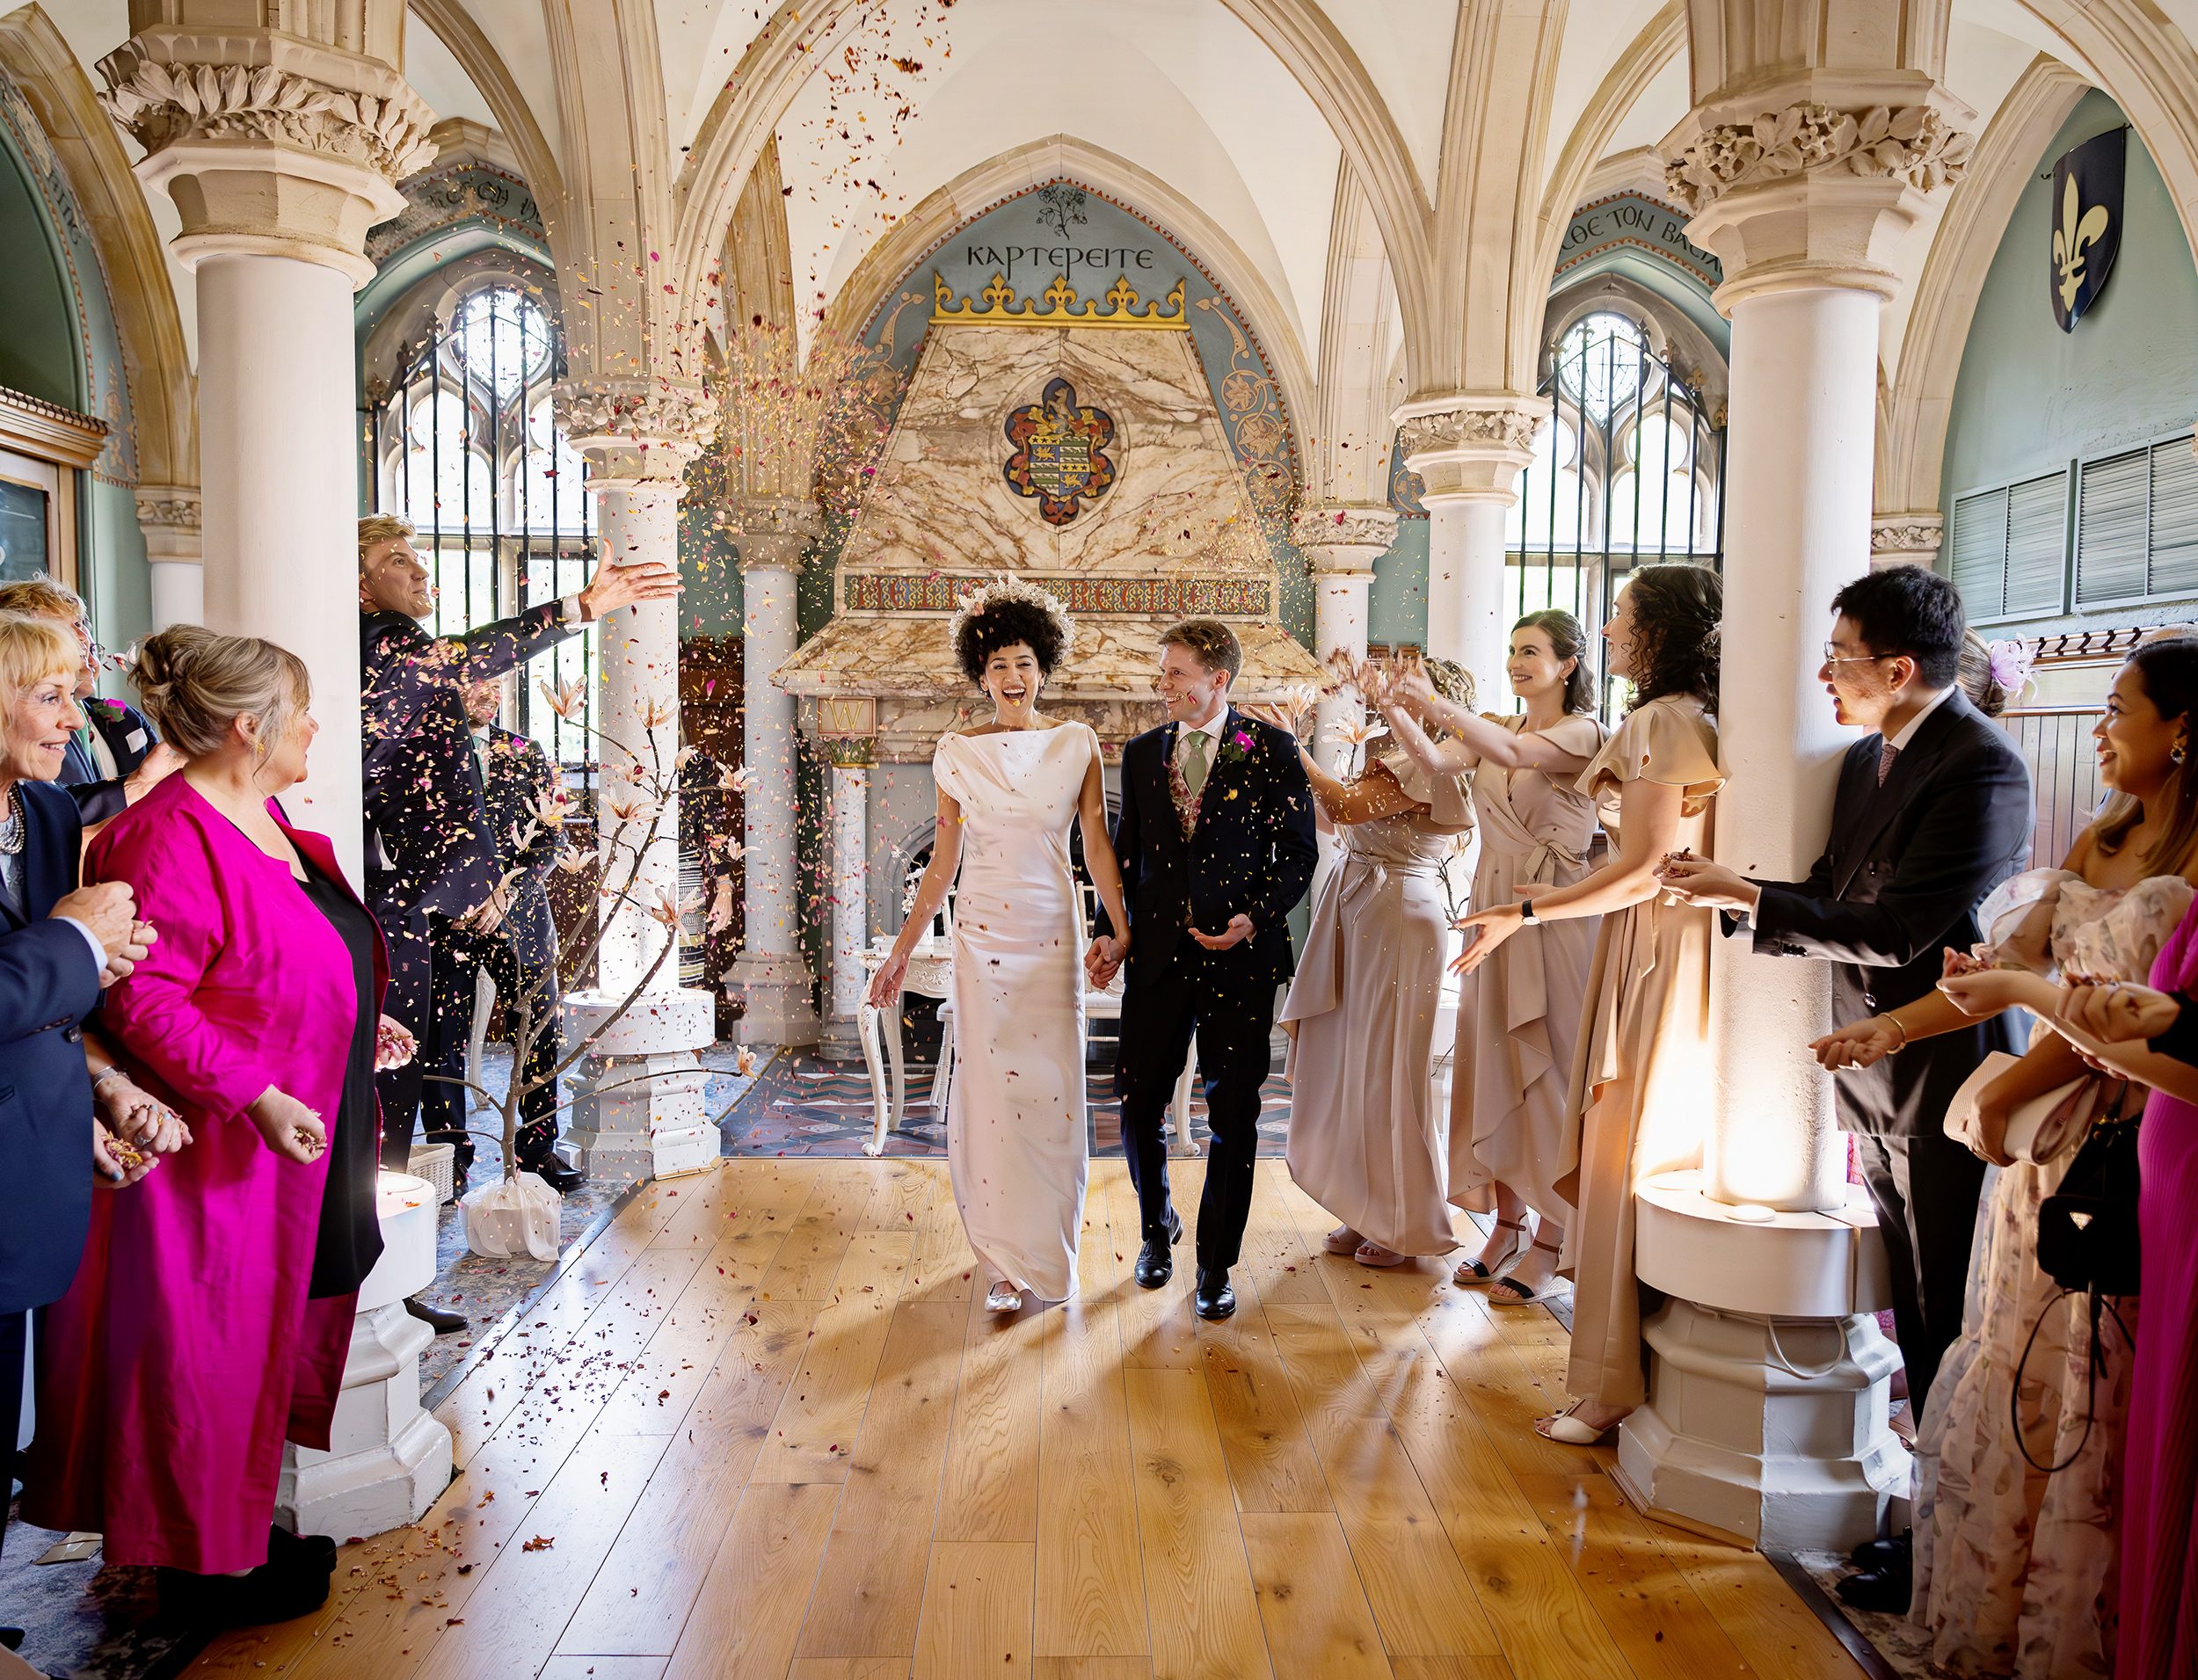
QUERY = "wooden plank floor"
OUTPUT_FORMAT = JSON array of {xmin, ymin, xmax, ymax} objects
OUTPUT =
[{"xmin": 186, "ymin": 1160, "xmax": 1861, "ymax": 1680}]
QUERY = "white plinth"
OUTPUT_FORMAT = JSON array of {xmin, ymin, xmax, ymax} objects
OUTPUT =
[
  {"xmin": 726, "ymin": 949, "xmax": 820, "ymax": 1048},
  {"xmin": 562, "ymin": 985, "xmax": 720, "ymax": 1180},
  {"xmin": 1618, "ymin": 1171, "xmax": 1910, "ymax": 1551},
  {"xmin": 277, "ymin": 1172, "xmax": 453, "ymax": 1542}
]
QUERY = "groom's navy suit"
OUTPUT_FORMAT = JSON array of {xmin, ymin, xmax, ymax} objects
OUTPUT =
[{"xmin": 1103, "ymin": 706, "xmax": 1316, "ymax": 1268}]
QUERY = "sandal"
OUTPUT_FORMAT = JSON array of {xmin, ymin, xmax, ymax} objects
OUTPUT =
[
  {"xmin": 1354, "ymin": 1240, "xmax": 1408, "ymax": 1268},
  {"xmin": 1536, "ymin": 1400, "xmax": 1623, "ymax": 1447},
  {"xmin": 985, "ymin": 1280, "xmax": 1022, "ymax": 1313},
  {"xmin": 1488, "ymin": 1238, "xmax": 1562, "ymax": 1305},
  {"xmin": 1453, "ymin": 1218, "xmax": 1529, "ymax": 1286},
  {"xmin": 1323, "ymin": 1225, "xmax": 1365, "ymax": 1255}
]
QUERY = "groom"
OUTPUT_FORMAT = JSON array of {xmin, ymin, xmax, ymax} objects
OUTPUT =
[{"xmin": 1088, "ymin": 619, "xmax": 1317, "ymax": 1320}]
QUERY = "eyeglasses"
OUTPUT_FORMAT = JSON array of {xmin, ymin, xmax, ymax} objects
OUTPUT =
[{"xmin": 1822, "ymin": 646, "xmax": 1893, "ymax": 667}]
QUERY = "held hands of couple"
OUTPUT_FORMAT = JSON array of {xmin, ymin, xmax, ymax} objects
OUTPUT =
[
  {"xmin": 247, "ymin": 1087, "xmax": 328, "ymax": 1165},
  {"xmin": 1083, "ymin": 932, "xmax": 1130, "ymax": 988}
]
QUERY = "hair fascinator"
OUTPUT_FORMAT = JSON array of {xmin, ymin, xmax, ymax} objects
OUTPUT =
[
  {"xmin": 946, "ymin": 572, "xmax": 1075, "ymax": 653},
  {"xmin": 1985, "ymin": 638, "xmax": 2036, "ymax": 701}
]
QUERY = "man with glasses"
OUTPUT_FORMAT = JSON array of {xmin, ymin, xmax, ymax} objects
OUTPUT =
[
  {"xmin": 0, "ymin": 578, "xmax": 183, "ymax": 820},
  {"xmin": 1657, "ymin": 564, "xmax": 2033, "ymax": 1611}
]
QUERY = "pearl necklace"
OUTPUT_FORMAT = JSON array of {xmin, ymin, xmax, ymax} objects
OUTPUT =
[{"xmin": 0, "ymin": 785, "xmax": 20, "ymax": 855}]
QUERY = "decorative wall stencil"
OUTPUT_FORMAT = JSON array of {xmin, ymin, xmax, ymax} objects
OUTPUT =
[
  {"xmin": 1195, "ymin": 299, "xmax": 1292, "ymax": 521},
  {"xmin": 1002, "ymin": 375, "xmax": 1116, "ymax": 525},
  {"xmin": 843, "ymin": 573, "xmax": 1271, "ymax": 615},
  {"xmin": 931, "ymin": 271, "xmax": 1189, "ymax": 330},
  {"xmin": 2051, "ymin": 127, "xmax": 2125, "ymax": 331}
]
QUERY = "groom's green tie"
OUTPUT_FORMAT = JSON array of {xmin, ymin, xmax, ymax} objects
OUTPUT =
[{"xmin": 1178, "ymin": 729, "xmax": 1212, "ymax": 800}]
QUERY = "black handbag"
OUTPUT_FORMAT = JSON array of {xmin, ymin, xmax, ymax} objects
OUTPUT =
[{"xmin": 2012, "ymin": 1080, "xmax": 2138, "ymax": 1473}]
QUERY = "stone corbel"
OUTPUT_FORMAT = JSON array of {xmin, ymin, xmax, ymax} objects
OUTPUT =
[
  {"xmin": 728, "ymin": 496, "xmax": 825, "ymax": 573},
  {"xmin": 97, "ymin": 29, "xmax": 436, "ymax": 282},
  {"xmin": 134, "ymin": 484, "xmax": 200, "ymax": 555},
  {"xmin": 1870, "ymin": 512, "xmax": 1944, "ymax": 570},
  {"xmin": 1392, "ymin": 393, "xmax": 1547, "ymax": 505},
  {"xmin": 555, "ymin": 378, "xmax": 721, "ymax": 488}
]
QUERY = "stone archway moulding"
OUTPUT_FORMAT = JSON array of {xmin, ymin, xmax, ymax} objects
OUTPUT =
[
  {"xmin": 1876, "ymin": 55, "xmax": 2087, "ymax": 519},
  {"xmin": 672, "ymin": 0, "xmax": 1437, "ymax": 388},
  {"xmin": 819, "ymin": 136, "xmax": 1317, "ymax": 440},
  {"xmin": 0, "ymin": 4, "xmax": 193, "ymax": 496},
  {"xmin": 408, "ymin": 0, "xmax": 565, "ymax": 232}
]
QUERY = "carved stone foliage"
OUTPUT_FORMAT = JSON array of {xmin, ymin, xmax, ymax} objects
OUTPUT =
[
  {"xmin": 1397, "ymin": 405, "xmax": 1539, "ymax": 459},
  {"xmin": 1291, "ymin": 505, "xmax": 1399, "ymax": 553},
  {"xmin": 95, "ymin": 53, "xmax": 436, "ymax": 185},
  {"xmin": 135, "ymin": 492, "xmax": 201, "ymax": 531},
  {"xmin": 555, "ymin": 380, "xmax": 723, "ymax": 463},
  {"xmin": 1666, "ymin": 104, "xmax": 1975, "ymax": 216},
  {"xmin": 1870, "ymin": 516, "xmax": 1944, "ymax": 554}
]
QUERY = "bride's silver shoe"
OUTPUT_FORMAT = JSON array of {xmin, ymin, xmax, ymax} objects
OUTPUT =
[{"xmin": 985, "ymin": 1280, "xmax": 1022, "ymax": 1313}]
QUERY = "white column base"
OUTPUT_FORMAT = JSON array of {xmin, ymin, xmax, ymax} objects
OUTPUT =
[
  {"xmin": 1616, "ymin": 1298, "xmax": 1908, "ymax": 1551},
  {"xmin": 562, "ymin": 986, "xmax": 720, "ymax": 1180},
  {"xmin": 726, "ymin": 949, "xmax": 820, "ymax": 1048},
  {"xmin": 278, "ymin": 1172, "xmax": 452, "ymax": 1541},
  {"xmin": 1622, "ymin": 1170, "xmax": 1908, "ymax": 1551}
]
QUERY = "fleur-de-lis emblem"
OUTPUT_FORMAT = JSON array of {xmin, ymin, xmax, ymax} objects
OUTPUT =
[{"xmin": 2054, "ymin": 171, "xmax": 2111, "ymax": 312}]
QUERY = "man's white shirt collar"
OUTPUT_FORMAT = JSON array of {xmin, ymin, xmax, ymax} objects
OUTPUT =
[
  {"xmin": 1886, "ymin": 684, "xmax": 1954, "ymax": 753},
  {"xmin": 1179, "ymin": 702, "xmax": 1229, "ymax": 742}
]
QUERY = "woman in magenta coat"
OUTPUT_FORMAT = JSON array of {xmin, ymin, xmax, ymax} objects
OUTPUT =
[{"xmin": 25, "ymin": 627, "xmax": 412, "ymax": 1628}]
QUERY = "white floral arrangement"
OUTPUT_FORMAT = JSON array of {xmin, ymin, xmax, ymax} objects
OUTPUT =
[{"xmin": 946, "ymin": 571, "xmax": 1075, "ymax": 661}]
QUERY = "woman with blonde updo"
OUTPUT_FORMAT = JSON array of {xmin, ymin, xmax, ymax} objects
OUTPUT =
[{"xmin": 26, "ymin": 626, "xmax": 413, "ymax": 1628}]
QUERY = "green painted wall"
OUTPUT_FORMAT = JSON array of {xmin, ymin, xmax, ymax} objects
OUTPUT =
[
  {"xmin": 1943, "ymin": 92, "xmax": 2198, "ymax": 499},
  {"xmin": 0, "ymin": 141, "xmax": 76, "ymax": 406}
]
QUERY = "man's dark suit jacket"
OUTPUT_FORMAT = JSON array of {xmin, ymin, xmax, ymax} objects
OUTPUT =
[
  {"xmin": 0, "ymin": 781, "xmax": 102, "ymax": 1316},
  {"xmin": 360, "ymin": 603, "xmax": 576, "ymax": 920},
  {"xmin": 62, "ymin": 698, "xmax": 159, "ymax": 823},
  {"xmin": 1103, "ymin": 709, "xmax": 1318, "ymax": 991},
  {"xmin": 476, "ymin": 721, "xmax": 561, "ymax": 971},
  {"xmin": 1738, "ymin": 688, "xmax": 2034, "ymax": 1138}
]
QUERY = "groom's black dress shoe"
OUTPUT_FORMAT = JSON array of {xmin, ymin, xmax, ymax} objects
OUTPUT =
[
  {"xmin": 1194, "ymin": 1268, "xmax": 1236, "ymax": 1320},
  {"xmin": 1847, "ymin": 1531, "xmax": 1910, "ymax": 1573},
  {"xmin": 1134, "ymin": 1211, "xmax": 1184, "ymax": 1289}
]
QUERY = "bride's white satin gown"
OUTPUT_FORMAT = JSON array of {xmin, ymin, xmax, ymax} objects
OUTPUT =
[{"xmin": 932, "ymin": 723, "xmax": 1097, "ymax": 1303}]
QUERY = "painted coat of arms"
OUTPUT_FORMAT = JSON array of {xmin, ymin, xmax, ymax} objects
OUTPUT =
[{"xmin": 1003, "ymin": 376, "xmax": 1116, "ymax": 525}]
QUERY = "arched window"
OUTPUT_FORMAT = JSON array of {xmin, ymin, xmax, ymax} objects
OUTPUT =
[
  {"xmin": 1503, "ymin": 306, "xmax": 1725, "ymax": 716},
  {"xmin": 369, "ymin": 280, "xmax": 599, "ymax": 768}
]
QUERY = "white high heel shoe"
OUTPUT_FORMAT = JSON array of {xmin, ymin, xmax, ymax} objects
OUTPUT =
[{"xmin": 985, "ymin": 1279, "xmax": 1023, "ymax": 1313}]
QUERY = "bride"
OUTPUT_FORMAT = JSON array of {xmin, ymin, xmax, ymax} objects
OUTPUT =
[{"xmin": 866, "ymin": 577, "xmax": 1130, "ymax": 1312}]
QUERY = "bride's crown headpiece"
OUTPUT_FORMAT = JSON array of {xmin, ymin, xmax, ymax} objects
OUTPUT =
[{"xmin": 946, "ymin": 571, "xmax": 1075, "ymax": 651}]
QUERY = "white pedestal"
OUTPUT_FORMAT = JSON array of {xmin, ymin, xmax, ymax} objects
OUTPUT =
[
  {"xmin": 727, "ymin": 948, "xmax": 820, "ymax": 1048},
  {"xmin": 562, "ymin": 985, "xmax": 720, "ymax": 1180},
  {"xmin": 277, "ymin": 1172, "xmax": 453, "ymax": 1541},
  {"xmin": 1619, "ymin": 1170, "xmax": 1910, "ymax": 1551}
]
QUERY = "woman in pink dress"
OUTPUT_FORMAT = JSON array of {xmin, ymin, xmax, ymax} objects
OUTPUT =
[{"xmin": 25, "ymin": 627, "xmax": 409, "ymax": 1628}]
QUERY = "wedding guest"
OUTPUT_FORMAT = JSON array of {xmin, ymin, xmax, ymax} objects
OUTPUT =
[
  {"xmin": 0, "ymin": 611, "xmax": 164, "ymax": 1659},
  {"xmin": 2045, "ymin": 912, "xmax": 2198, "ymax": 1679},
  {"xmin": 1454, "ymin": 564, "xmax": 1723, "ymax": 1445},
  {"xmin": 360, "ymin": 515, "xmax": 667, "ymax": 1214},
  {"xmin": 418, "ymin": 676, "xmax": 578, "ymax": 1192},
  {"xmin": 1266, "ymin": 658, "xmax": 1475, "ymax": 1266},
  {"xmin": 25, "ymin": 625, "xmax": 411, "ymax": 1628},
  {"xmin": 1383, "ymin": 613, "xmax": 1607, "ymax": 1302},
  {"xmin": 1797, "ymin": 637, "xmax": 2198, "ymax": 1661},
  {"xmin": 1660, "ymin": 565, "xmax": 2033, "ymax": 1608},
  {"xmin": 0, "ymin": 577, "xmax": 182, "ymax": 820}
]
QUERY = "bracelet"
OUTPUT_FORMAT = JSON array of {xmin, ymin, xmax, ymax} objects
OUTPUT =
[
  {"xmin": 91, "ymin": 1064, "xmax": 128, "ymax": 1088},
  {"xmin": 1881, "ymin": 1015, "xmax": 1909, "ymax": 1051}
]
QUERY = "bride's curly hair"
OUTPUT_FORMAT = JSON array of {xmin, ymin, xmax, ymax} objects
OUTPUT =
[{"xmin": 950, "ymin": 574, "xmax": 1075, "ymax": 686}]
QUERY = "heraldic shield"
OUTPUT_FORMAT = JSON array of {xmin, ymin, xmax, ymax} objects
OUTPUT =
[
  {"xmin": 2051, "ymin": 127, "xmax": 2125, "ymax": 332},
  {"xmin": 1004, "ymin": 375, "xmax": 1117, "ymax": 525}
]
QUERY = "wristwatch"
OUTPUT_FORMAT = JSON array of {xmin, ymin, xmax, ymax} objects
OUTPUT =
[{"xmin": 1517, "ymin": 898, "xmax": 1538, "ymax": 922}]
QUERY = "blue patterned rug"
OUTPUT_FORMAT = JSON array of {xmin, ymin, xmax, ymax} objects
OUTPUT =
[{"xmin": 720, "ymin": 1044, "xmax": 1295, "ymax": 1158}]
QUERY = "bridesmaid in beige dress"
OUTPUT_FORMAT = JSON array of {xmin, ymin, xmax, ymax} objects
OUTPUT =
[
  {"xmin": 1378, "ymin": 613, "xmax": 1607, "ymax": 1304},
  {"xmin": 1267, "ymin": 661, "xmax": 1476, "ymax": 1265},
  {"xmin": 1454, "ymin": 564, "xmax": 1724, "ymax": 1444}
]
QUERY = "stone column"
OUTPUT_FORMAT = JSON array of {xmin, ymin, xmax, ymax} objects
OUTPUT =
[
  {"xmin": 725, "ymin": 498, "xmax": 822, "ymax": 1046},
  {"xmin": 1396, "ymin": 395, "xmax": 1542, "ymax": 699},
  {"xmin": 135, "ymin": 487, "xmax": 202, "ymax": 628},
  {"xmin": 96, "ymin": 28, "xmax": 435, "ymax": 880},
  {"xmin": 1291, "ymin": 503, "xmax": 1396, "ymax": 773},
  {"xmin": 1613, "ymin": 85, "xmax": 1977, "ymax": 1548},
  {"xmin": 818, "ymin": 699, "xmax": 877, "ymax": 1062},
  {"xmin": 554, "ymin": 380, "xmax": 722, "ymax": 1182},
  {"xmin": 1871, "ymin": 512, "xmax": 1944, "ymax": 571}
]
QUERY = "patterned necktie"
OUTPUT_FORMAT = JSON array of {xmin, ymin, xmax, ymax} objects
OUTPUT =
[
  {"xmin": 1877, "ymin": 738, "xmax": 1899, "ymax": 787},
  {"xmin": 1179, "ymin": 729, "xmax": 1212, "ymax": 800}
]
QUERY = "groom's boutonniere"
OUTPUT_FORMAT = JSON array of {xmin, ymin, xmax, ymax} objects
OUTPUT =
[{"xmin": 1215, "ymin": 726, "xmax": 1257, "ymax": 768}]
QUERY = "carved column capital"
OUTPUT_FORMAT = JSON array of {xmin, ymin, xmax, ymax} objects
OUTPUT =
[
  {"xmin": 555, "ymin": 378, "xmax": 721, "ymax": 488},
  {"xmin": 1870, "ymin": 511, "xmax": 1944, "ymax": 570},
  {"xmin": 1663, "ymin": 82, "xmax": 1975, "ymax": 308},
  {"xmin": 727, "ymin": 496, "xmax": 825, "ymax": 573},
  {"xmin": 97, "ymin": 29, "xmax": 435, "ymax": 283},
  {"xmin": 1291, "ymin": 503, "xmax": 1397, "ymax": 576},
  {"xmin": 1392, "ymin": 392, "xmax": 1546, "ymax": 504}
]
